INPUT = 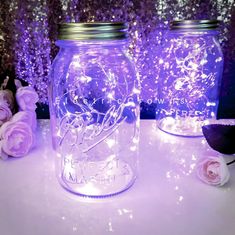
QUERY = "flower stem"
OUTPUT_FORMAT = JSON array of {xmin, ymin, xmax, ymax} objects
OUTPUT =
[{"xmin": 227, "ymin": 159, "xmax": 235, "ymax": 165}]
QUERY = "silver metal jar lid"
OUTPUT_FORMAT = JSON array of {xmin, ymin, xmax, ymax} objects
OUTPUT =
[
  {"xmin": 58, "ymin": 22, "xmax": 128, "ymax": 40},
  {"xmin": 170, "ymin": 20, "xmax": 219, "ymax": 30}
]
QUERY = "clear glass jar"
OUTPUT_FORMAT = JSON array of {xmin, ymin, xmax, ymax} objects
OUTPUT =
[
  {"xmin": 156, "ymin": 20, "xmax": 224, "ymax": 137},
  {"xmin": 49, "ymin": 23, "xmax": 140, "ymax": 197}
]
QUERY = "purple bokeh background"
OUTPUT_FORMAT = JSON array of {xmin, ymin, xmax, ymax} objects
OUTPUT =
[{"xmin": 0, "ymin": 0, "xmax": 235, "ymax": 118}]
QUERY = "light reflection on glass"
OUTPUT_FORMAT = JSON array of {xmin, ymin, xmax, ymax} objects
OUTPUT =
[
  {"xmin": 49, "ymin": 28, "xmax": 140, "ymax": 197},
  {"xmin": 156, "ymin": 25, "xmax": 224, "ymax": 137}
]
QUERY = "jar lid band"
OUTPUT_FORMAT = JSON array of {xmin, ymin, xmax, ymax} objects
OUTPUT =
[
  {"xmin": 58, "ymin": 22, "xmax": 128, "ymax": 40},
  {"xmin": 170, "ymin": 20, "xmax": 220, "ymax": 30}
]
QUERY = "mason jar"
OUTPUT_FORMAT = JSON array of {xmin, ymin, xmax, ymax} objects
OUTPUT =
[
  {"xmin": 49, "ymin": 22, "xmax": 140, "ymax": 197},
  {"xmin": 156, "ymin": 20, "xmax": 224, "ymax": 137}
]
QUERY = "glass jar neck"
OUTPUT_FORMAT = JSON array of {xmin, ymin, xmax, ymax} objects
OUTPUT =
[
  {"xmin": 169, "ymin": 29, "xmax": 219, "ymax": 36},
  {"xmin": 56, "ymin": 39, "xmax": 128, "ymax": 48}
]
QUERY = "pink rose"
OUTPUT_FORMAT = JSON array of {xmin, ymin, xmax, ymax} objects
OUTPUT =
[
  {"xmin": 0, "ymin": 121, "xmax": 34, "ymax": 157},
  {"xmin": 16, "ymin": 86, "xmax": 39, "ymax": 111},
  {"xmin": 0, "ymin": 141, "xmax": 8, "ymax": 160},
  {"xmin": 14, "ymin": 79, "xmax": 22, "ymax": 89},
  {"xmin": 196, "ymin": 156, "xmax": 230, "ymax": 186},
  {"xmin": 0, "ymin": 89, "xmax": 14, "ymax": 110},
  {"xmin": 12, "ymin": 111, "xmax": 37, "ymax": 131},
  {"xmin": 0, "ymin": 102, "xmax": 12, "ymax": 126},
  {"xmin": 0, "ymin": 77, "xmax": 9, "ymax": 89}
]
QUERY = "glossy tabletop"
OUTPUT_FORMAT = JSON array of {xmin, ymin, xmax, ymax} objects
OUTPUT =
[{"xmin": 0, "ymin": 120, "xmax": 235, "ymax": 235}]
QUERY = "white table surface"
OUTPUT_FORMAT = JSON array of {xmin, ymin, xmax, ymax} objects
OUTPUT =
[{"xmin": 0, "ymin": 120, "xmax": 235, "ymax": 235}]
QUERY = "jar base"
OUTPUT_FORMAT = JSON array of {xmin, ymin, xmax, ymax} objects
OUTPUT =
[
  {"xmin": 58, "ymin": 159, "xmax": 136, "ymax": 198},
  {"xmin": 157, "ymin": 117, "xmax": 204, "ymax": 137}
]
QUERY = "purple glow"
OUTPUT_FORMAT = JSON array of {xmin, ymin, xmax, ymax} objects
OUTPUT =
[
  {"xmin": 156, "ymin": 28, "xmax": 224, "ymax": 136},
  {"xmin": 49, "ymin": 32, "xmax": 140, "ymax": 197},
  {"xmin": 1, "ymin": 0, "xmax": 234, "ymax": 112}
]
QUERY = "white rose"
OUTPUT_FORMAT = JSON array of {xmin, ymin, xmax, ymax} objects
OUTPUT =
[
  {"xmin": 196, "ymin": 156, "xmax": 230, "ymax": 186},
  {"xmin": 0, "ymin": 140, "xmax": 8, "ymax": 160},
  {"xmin": 0, "ymin": 89, "xmax": 14, "ymax": 110},
  {"xmin": 0, "ymin": 102, "xmax": 12, "ymax": 126},
  {"xmin": 14, "ymin": 79, "xmax": 23, "ymax": 89},
  {"xmin": 0, "ymin": 121, "xmax": 34, "ymax": 158},
  {"xmin": 11, "ymin": 111, "xmax": 37, "ymax": 131},
  {"xmin": 16, "ymin": 86, "xmax": 39, "ymax": 111}
]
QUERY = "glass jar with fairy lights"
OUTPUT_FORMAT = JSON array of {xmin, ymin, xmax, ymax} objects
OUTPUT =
[
  {"xmin": 49, "ymin": 22, "xmax": 140, "ymax": 197},
  {"xmin": 156, "ymin": 20, "xmax": 224, "ymax": 137}
]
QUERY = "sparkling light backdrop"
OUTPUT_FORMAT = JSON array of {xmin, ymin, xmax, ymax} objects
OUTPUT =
[{"xmin": 0, "ymin": 0, "xmax": 235, "ymax": 118}]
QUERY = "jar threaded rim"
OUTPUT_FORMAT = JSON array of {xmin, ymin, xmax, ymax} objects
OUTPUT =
[
  {"xmin": 58, "ymin": 22, "xmax": 128, "ymax": 40},
  {"xmin": 170, "ymin": 20, "xmax": 220, "ymax": 30}
]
